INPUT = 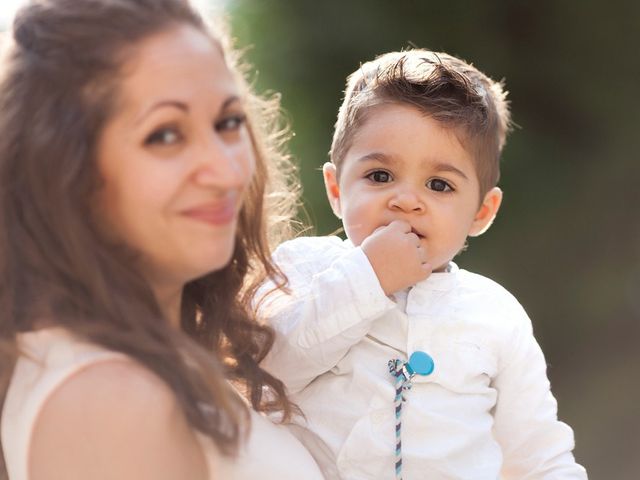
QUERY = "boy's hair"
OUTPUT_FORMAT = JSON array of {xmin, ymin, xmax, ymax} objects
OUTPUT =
[{"xmin": 330, "ymin": 49, "xmax": 511, "ymax": 196}]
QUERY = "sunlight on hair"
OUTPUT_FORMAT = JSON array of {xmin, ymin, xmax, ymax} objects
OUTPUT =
[
  {"xmin": 186, "ymin": 0, "xmax": 232, "ymax": 17},
  {"xmin": 0, "ymin": 0, "xmax": 230, "ymax": 30},
  {"xmin": 0, "ymin": 0, "xmax": 26, "ymax": 30}
]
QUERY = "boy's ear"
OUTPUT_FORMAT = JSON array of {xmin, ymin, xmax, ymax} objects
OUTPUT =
[
  {"xmin": 469, "ymin": 187, "xmax": 503, "ymax": 237},
  {"xmin": 322, "ymin": 162, "xmax": 342, "ymax": 218}
]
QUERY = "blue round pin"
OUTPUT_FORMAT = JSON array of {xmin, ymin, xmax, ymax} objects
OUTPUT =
[{"xmin": 409, "ymin": 351, "xmax": 434, "ymax": 376}]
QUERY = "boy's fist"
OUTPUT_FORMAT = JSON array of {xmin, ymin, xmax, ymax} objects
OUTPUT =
[{"xmin": 361, "ymin": 220, "xmax": 432, "ymax": 295}]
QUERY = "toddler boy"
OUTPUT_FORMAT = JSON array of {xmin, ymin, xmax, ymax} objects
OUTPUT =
[{"xmin": 258, "ymin": 50, "xmax": 587, "ymax": 479}]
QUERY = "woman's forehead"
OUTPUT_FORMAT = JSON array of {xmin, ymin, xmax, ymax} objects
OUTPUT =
[{"xmin": 115, "ymin": 25, "xmax": 237, "ymax": 117}]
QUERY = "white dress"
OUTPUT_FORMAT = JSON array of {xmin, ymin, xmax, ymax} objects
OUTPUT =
[{"xmin": 1, "ymin": 327, "xmax": 324, "ymax": 480}]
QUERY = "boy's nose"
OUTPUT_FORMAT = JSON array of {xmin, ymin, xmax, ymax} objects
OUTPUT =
[{"xmin": 388, "ymin": 190, "xmax": 425, "ymax": 213}]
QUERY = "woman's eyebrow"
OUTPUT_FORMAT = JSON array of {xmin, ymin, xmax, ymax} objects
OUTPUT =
[
  {"xmin": 220, "ymin": 95, "xmax": 241, "ymax": 111},
  {"xmin": 135, "ymin": 100, "xmax": 188, "ymax": 125},
  {"xmin": 135, "ymin": 95, "xmax": 241, "ymax": 126}
]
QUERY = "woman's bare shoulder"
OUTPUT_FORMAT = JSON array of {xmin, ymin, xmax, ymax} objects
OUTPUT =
[{"xmin": 29, "ymin": 358, "xmax": 210, "ymax": 480}]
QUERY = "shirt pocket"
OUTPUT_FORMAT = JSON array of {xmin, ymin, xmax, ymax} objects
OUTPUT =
[
  {"xmin": 335, "ymin": 406, "xmax": 395, "ymax": 479},
  {"xmin": 412, "ymin": 338, "xmax": 496, "ymax": 395}
]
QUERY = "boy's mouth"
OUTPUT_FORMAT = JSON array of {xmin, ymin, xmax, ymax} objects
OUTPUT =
[{"xmin": 411, "ymin": 227, "xmax": 425, "ymax": 239}]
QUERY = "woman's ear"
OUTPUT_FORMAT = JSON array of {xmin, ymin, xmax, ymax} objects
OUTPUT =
[
  {"xmin": 469, "ymin": 187, "xmax": 503, "ymax": 237},
  {"xmin": 322, "ymin": 162, "xmax": 342, "ymax": 218}
]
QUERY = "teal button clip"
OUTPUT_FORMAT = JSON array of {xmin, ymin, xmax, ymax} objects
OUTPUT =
[{"xmin": 406, "ymin": 351, "xmax": 435, "ymax": 377}]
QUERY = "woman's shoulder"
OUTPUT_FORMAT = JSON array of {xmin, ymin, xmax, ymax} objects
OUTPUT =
[
  {"xmin": 3, "ymin": 328, "xmax": 208, "ymax": 480},
  {"xmin": 34, "ymin": 352, "xmax": 324, "ymax": 480},
  {"xmin": 33, "ymin": 354, "xmax": 175, "ymax": 416},
  {"xmin": 28, "ymin": 357, "xmax": 208, "ymax": 480},
  {"xmin": 3, "ymin": 328, "xmax": 324, "ymax": 480}
]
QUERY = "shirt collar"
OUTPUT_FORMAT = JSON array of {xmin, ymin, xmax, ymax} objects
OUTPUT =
[
  {"xmin": 343, "ymin": 236, "xmax": 460, "ymax": 292},
  {"xmin": 412, "ymin": 261, "xmax": 459, "ymax": 292}
]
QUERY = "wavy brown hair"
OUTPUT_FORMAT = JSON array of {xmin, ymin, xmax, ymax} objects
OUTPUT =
[{"xmin": 0, "ymin": 0, "xmax": 299, "ymax": 474}]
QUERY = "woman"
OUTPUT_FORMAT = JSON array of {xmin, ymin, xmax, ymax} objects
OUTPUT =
[{"xmin": 0, "ymin": 0, "xmax": 323, "ymax": 478}]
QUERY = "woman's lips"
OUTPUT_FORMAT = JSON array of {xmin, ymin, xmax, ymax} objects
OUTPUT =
[{"xmin": 181, "ymin": 201, "xmax": 237, "ymax": 226}]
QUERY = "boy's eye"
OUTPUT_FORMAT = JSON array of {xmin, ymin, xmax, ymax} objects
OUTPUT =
[
  {"xmin": 366, "ymin": 170, "xmax": 392, "ymax": 183},
  {"xmin": 145, "ymin": 127, "xmax": 182, "ymax": 146},
  {"xmin": 215, "ymin": 114, "xmax": 247, "ymax": 132},
  {"xmin": 427, "ymin": 178, "xmax": 453, "ymax": 192}
]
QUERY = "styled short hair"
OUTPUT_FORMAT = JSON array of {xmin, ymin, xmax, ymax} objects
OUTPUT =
[{"xmin": 330, "ymin": 49, "xmax": 511, "ymax": 196}]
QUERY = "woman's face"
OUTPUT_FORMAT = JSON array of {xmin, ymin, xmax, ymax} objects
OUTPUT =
[{"xmin": 96, "ymin": 25, "xmax": 255, "ymax": 293}]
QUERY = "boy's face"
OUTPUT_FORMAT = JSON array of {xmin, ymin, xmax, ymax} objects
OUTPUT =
[{"xmin": 324, "ymin": 103, "xmax": 502, "ymax": 272}]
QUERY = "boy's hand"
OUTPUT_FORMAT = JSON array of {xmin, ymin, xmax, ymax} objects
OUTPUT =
[{"xmin": 361, "ymin": 220, "xmax": 432, "ymax": 295}]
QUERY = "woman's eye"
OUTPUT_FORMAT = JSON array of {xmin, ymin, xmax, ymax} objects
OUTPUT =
[
  {"xmin": 215, "ymin": 114, "xmax": 247, "ymax": 132},
  {"xmin": 366, "ymin": 170, "xmax": 392, "ymax": 183},
  {"xmin": 427, "ymin": 178, "xmax": 453, "ymax": 192},
  {"xmin": 145, "ymin": 127, "xmax": 182, "ymax": 146}
]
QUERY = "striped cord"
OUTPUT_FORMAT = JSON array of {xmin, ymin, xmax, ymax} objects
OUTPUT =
[{"xmin": 388, "ymin": 358, "xmax": 415, "ymax": 480}]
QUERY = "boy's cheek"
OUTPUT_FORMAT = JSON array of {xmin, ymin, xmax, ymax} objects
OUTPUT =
[{"xmin": 341, "ymin": 220, "xmax": 369, "ymax": 247}]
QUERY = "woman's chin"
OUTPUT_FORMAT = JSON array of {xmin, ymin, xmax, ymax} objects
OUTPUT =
[{"xmin": 191, "ymin": 251, "xmax": 236, "ymax": 280}]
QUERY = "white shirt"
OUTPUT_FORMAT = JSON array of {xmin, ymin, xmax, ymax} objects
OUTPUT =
[{"xmin": 258, "ymin": 236, "xmax": 587, "ymax": 480}]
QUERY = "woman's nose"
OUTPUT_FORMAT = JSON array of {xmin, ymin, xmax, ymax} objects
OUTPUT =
[{"xmin": 193, "ymin": 139, "xmax": 253, "ymax": 191}]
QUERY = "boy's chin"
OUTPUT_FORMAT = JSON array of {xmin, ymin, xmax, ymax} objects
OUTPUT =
[{"xmin": 432, "ymin": 261, "xmax": 452, "ymax": 273}]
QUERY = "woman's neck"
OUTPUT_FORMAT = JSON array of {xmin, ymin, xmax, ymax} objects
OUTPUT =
[{"xmin": 153, "ymin": 284, "xmax": 183, "ymax": 329}]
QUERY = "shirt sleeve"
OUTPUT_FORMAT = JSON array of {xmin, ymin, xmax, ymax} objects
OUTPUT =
[
  {"xmin": 492, "ymin": 304, "xmax": 588, "ymax": 479},
  {"xmin": 257, "ymin": 237, "xmax": 396, "ymax": 394}
]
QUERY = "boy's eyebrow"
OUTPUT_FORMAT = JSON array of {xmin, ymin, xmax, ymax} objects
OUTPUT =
[
  {"xmin": 356, "ymin": 151, "xmax": 396, "ymax": 165},
  {"xmin": 431, "ymin": 162, "xmax": 469, "ymax": 181}
]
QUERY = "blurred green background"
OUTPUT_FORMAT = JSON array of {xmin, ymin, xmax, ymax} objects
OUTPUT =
[
  {"xmin": 227, "ymin": 1, "xmax": 639, "ymax": 477},
  {"xmin": 0, "ymin": 0, "xmax": 636, "ymax": 477}
]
